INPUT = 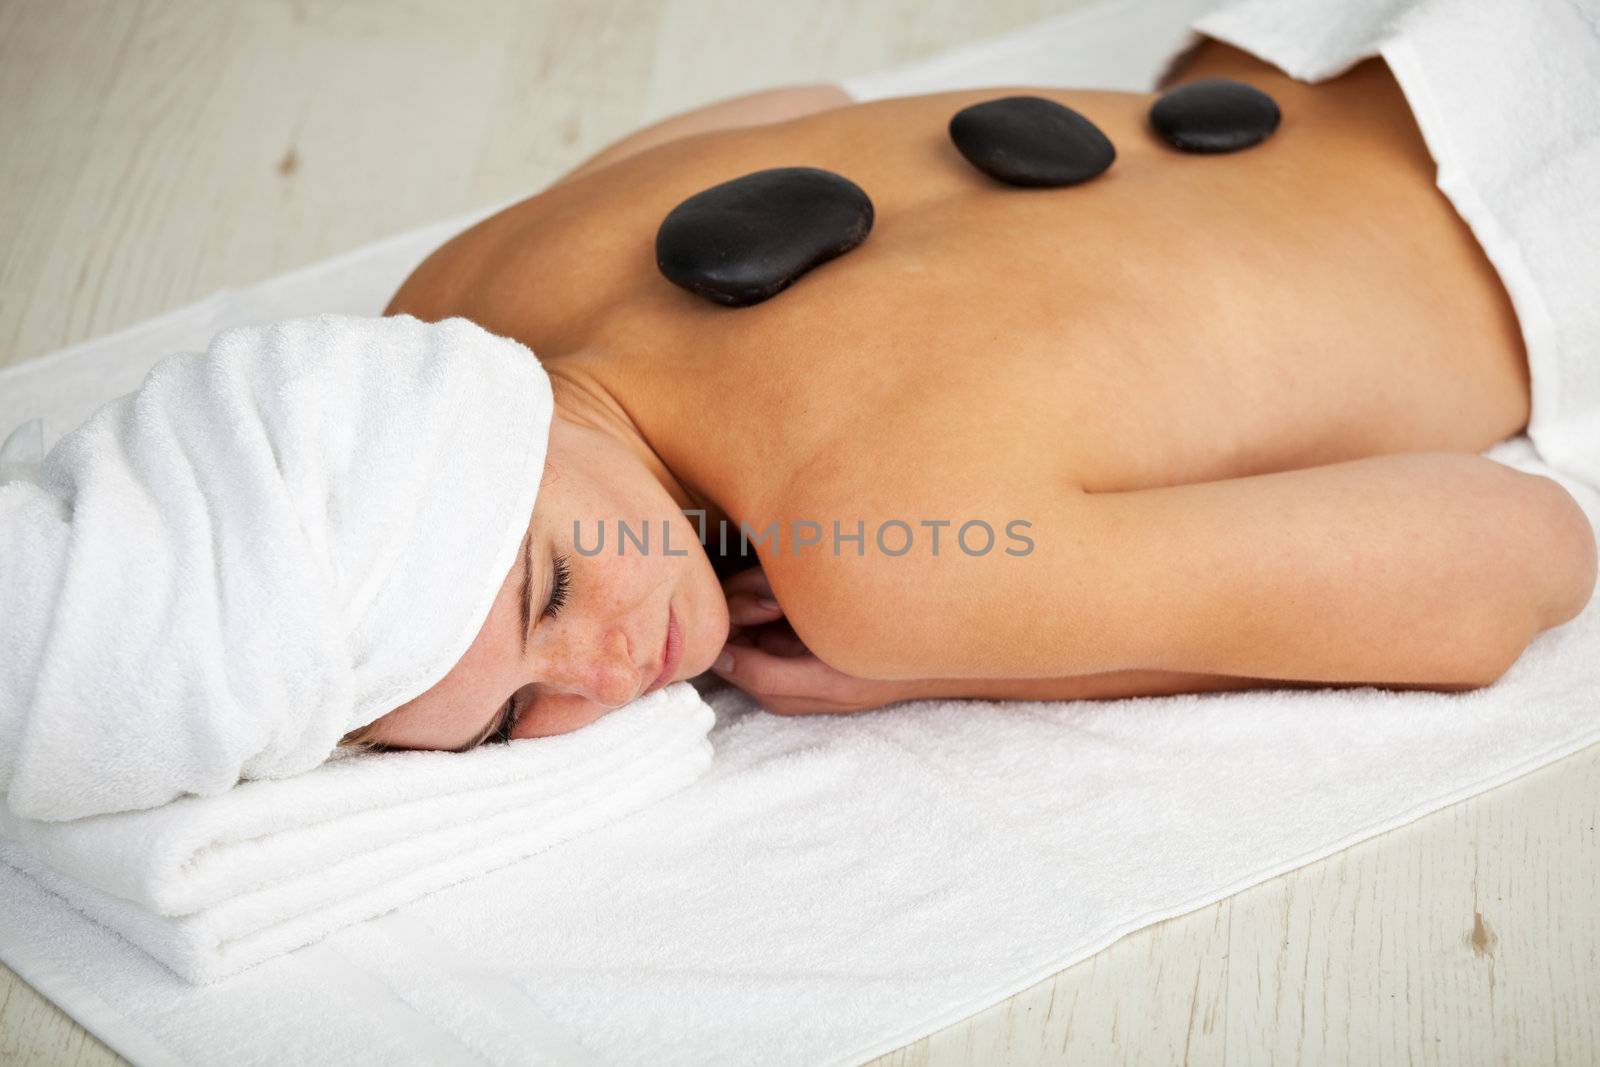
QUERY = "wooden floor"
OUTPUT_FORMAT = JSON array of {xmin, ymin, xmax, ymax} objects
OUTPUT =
[{"xmin": 2, "ymin": 1, "xmax": 1597, "ymax": 1063}]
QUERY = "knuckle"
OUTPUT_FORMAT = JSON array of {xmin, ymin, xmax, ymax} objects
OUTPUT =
[{"xmin": 726, "ymin": 593, "xmax": 761, "ymax": 624}]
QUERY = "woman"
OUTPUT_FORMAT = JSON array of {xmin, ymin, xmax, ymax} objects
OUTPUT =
[{"xmin": 349, "ymin": 34, "xmax": 1598, "ymax": 752}]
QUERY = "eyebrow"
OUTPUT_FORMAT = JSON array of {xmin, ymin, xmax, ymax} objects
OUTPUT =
[{"xmin": 456, "ymin": 529, "xmax": 538, "ymax": 753}]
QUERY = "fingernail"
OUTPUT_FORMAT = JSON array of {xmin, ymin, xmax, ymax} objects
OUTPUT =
[
  {"xmin": 713, "ymin": 649, "xmax": 735, "ymax": 672},
  {"xmin": 757, "ymin": 597, "xmax": 780, "ymax": 611}
]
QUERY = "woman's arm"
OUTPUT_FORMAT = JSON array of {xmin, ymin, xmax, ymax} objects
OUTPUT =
[
  {"xmin": 769, "ymin": 452, "xmax": 1598, "ymax": 692},
  {"xmin": 712, "ymin": 568, "xmax": 1440, "ymax": 717},
  {"xmin": 549, "ymin": 83, "xmax": 853, "ymax": 187},
  {"xmin": 713, "ymin": 452, "xmax": 1596, "ymax": 715}
]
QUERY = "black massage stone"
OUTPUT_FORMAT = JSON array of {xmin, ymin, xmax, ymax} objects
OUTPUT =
[
  {"xmin": 947, "ymin": 95, "xmax": 1116, "ymax": 187},
  {"xmin": 1148, "ymin": 78, "xmax": 1281, "ymax": 153},
  {"xmin": 654, "ymin": 166, "xmax": 874, "ymax": 307}
]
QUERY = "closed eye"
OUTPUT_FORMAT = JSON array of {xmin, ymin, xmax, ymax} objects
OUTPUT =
[
  {"xmin": 483, "ymin": 549, "xmax": 573, "ymax": 753},
  {"xmin": 545, "ymin": 552, "xmax": 572, "ymax": 619}
]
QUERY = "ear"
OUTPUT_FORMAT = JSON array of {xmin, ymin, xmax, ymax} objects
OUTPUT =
[{"xmin": 514, "ymin": 690, "xmax": 613, "ymax": 738}]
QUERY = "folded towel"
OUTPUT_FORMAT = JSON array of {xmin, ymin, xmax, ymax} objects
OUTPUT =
[
  {"xmin": 0, "ymin": 313, "xmax": 554, "ymax": 822},
  {"xmin": 0, "ymin": 681, "xmax": 714, "ymax": 982}
]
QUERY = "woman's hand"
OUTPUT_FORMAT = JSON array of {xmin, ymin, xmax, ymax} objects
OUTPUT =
[{"xmin": 711, "ymin": 565, "xmax": 932, "ymax": 715}]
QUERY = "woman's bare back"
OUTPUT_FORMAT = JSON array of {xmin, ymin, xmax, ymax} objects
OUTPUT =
[{"xmin": 392, "ymin": 41, "xmax": 1529, "ymax": 526}]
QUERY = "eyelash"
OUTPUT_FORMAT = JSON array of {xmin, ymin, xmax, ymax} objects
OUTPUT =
[{"xmin": 544, "ymin": 552, "xmax": 572, "ymax": 620}]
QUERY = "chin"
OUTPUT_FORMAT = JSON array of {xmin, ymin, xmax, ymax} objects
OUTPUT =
[
  {"xmin": 685, "ymin": 594, "xmax": 731, "ymax": 677},
  {"xmin": 686, "ymin": 620, "xmax": 726, "ymax": 678}
]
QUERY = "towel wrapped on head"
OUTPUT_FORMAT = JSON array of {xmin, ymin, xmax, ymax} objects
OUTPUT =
[{"xmin": 0, "ymin": 313, "xmax": 553, "ymax": 822}]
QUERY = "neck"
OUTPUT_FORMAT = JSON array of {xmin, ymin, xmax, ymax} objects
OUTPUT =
[{"xmin": 544, "ymin": 362, "xmax": 728, "ymax": 529}]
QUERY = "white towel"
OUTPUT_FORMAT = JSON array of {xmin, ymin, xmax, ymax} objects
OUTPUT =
[
  {"xmin": 0, "ymin": 313, "xmax": 554, "ymax": 822},
  {"xmin": 0, "ymin": 682, "xmax": 714, "ymax": 983},
  {"xmin": 2, "ymin": 1, "xmax": 1598, "ymax": 1064}
]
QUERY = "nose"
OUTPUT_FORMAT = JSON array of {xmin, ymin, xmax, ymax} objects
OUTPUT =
[{"xmin": 550, "ymin": 624, "xmax": 646, "ymax": 709}]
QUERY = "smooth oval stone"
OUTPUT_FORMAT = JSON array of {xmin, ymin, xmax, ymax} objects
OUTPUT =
[
  {"xmin": 1148, "ymin": 78, "xmax": 1280, "ymax": 153},
  {"xmin": 947, "ymin": 95, "xmax": 1116, "ymax": 187},
  {"xmin": 655, "ymin": 166, "xmax": 874, "ymax": 307}
]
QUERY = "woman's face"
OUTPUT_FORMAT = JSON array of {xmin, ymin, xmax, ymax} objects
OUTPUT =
[{"xmin": 356, "ymin": 414, "xmax": 729, "ymax": 749}]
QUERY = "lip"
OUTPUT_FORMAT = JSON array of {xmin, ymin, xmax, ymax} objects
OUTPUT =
[{"xmin": 646, "ymin": 605, "xmax": 683, "ymax": 695}]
